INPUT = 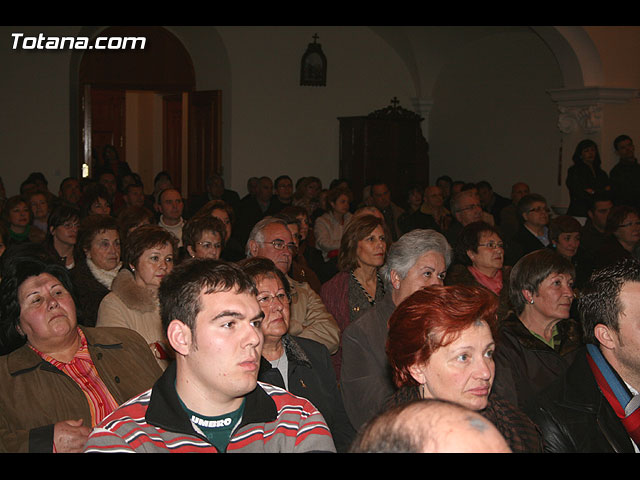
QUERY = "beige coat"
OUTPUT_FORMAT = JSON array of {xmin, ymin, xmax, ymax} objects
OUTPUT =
[
  {"xmin": 97, "ymin": 269, "xmax": 170, "ymax": 370},
  {"xmin": 286, "ymin": 275, "xmax": 340, "ymax": 355}
]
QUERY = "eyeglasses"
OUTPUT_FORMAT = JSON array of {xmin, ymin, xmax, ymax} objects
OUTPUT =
[
  {"xmin": 618, "ymin": 221, "xmax": 640, "ymax": 228},
  {"xmin": 528, "ymin": 207, "xmax": 550, "ymax": 214},
  {"xmin": 197, "ymin": 241, "xmax": 222, "ymax": 250},
  {"xmin": 457, "ymin": 203, "xmax": 481, "ymax": 212},
  {"xmin": 258, "ymin": 240, "xmax": 297, "ymax": 251},
  {"xmin": 478, "ymin": 241, "xmax": 504, "ymax": 250},
  {"xmin": 60, "ymin": 221, "xmax": 80, "ymax": 229},
  {"xmin": 257, "ymin": 292, "xmax": 290, "ymax": 306}
]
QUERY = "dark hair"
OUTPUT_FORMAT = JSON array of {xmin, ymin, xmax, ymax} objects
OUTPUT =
[
  {"xmin": 123, "ymin": 182, "xmax": 144, "ymax": 196},
  {"xmin": 454, "ymin": 221, "xmax": 501, "ymax": 266},
  {"xmin": 587, "ymin": 191, "xmax": 613, "ymax": 212},
  {"xmin": 123, "ymin": 224, "xmax": 178, "ymax": 270},
  {"xmin": 238, "ymin": 257, "xmax": 291, "ymax": 298},
  {"xmin": 436, "ymin": 175, "xmax": 453, "ymax": 186},
  {"xmin": 337, "ymin": 214, "xmax": 389, "ymax": 272},
  {"xmin": 76, "ymin": 214, "xmax": 119, "ymax": 260},
  {"xmin": 0, "ymin": 256, "xmax": 76, "ymax": 354},
  {"xmin": 274, "ymin": 175, "xmax": 292, "ymax": 189},
  {"xmin": 158, "ymin": 258, "xmax": 257, "ymax": 334},
  {"xmin": 516, "ymin": 193, "xmax": 547, "ymax": 221},
  {"xmin": 476, "ymin": 180, "xmax": 492, "ymax": 191},
  {"xmin": 606, "ymin": 205, "xmax": 640, "ymax": 235},
  {"xmin": 613, "ymin": 134, "xmax": 632, "ymax": 151},
  {"xmin": 548, "ymin": 215, "xmax": 582, "ymax": 242},
  {"xmin": 326, "ymin": 185, "xmax": 352, "ymax": 210},
  {"xmin": 509, "ymin": 249, "xmax": 575, "ymax": 315},
  {"xmin": 46, "ymin": 204, "xmax": 81, "ymax": 244},
  {"xmin": 194, "ymin": 199, "xmax": 235, "ymax": 226},
  {"xmin": 80, "ymin": 183, "xmax": 111, "ymax": 218},
  {"xmin": 2, "ymin": 195, "xmax": 31, "ymax": 226},
  {"xmin": 572, "ymin": 139, "xmax": 601, "ymax": 168},
  {"xmin": 578, "ymin": 258, "xmax": 640, "ymax": 344},
  {"xmin": 116, "ymin": 205, "xmax": 155, "ymax": 240},
  {"xmin": 182, "ymin": 216, "xmax": 226, "ymax": 250},
  {"xmin": 386, "ymin": 285, "xmax": 498, "ymax": 389}
]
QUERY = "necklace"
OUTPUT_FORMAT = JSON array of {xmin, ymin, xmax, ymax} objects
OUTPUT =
[{"xmin": 351, "ymin": 270, "xmax": 384, "ymax": 306}]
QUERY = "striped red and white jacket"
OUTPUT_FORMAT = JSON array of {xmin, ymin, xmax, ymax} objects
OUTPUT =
[{"xmin": 83, "ymin": 362, "xmax": 336, "ymax": 453}]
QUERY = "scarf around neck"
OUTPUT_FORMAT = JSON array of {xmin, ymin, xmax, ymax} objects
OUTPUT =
[
  {"xmin": 586, "ymin": 343, "xmax": 640, "ymax": 446},
  {"xmin": 86, "ymin": 257, "xmax": 121, "ymax": 289},
  {"xmin": 468, "ymin": 265, "xmax": 503, "ymax": 295}
]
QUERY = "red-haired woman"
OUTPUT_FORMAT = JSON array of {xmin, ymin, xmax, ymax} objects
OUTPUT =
[{"xmin": 385, "ymin": 284, "xmax": 542, "ymax": 453}]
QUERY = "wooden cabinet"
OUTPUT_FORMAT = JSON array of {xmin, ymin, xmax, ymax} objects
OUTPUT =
[{"xmin": 338, "ymin": 100, "xmax": 429, "ymax": 206}]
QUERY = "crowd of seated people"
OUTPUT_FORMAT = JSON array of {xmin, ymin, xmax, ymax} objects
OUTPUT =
[{"xmin": 2, "ymin": 133, "xmax": 640, "ymax": 453}]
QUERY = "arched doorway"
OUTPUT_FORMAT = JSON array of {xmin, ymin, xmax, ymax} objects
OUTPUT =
[{"xmin": 77, "ymin": 25, "xmax": 221, "ymax": 198}]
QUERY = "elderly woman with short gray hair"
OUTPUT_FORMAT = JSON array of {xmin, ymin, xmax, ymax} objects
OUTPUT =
[
  {"xmin": 339, "ymin": 228, "xmax": 452, "ymax": 431},
  {"xmin": 492, "ymin": 249, "xmax": 583, "ymax": 412}
]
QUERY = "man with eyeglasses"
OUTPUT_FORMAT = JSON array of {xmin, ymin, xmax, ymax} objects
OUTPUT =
[
  {"xmin": 446, "ymin": 190, "xmax": 485, "ymax": 246},
  {"xmin": 246, "ymin": 217, "xmax": 340, "ymax": 355},
  {"xmin": 512, "ymin": 193, "xmax": 551, "ymax": 261}
]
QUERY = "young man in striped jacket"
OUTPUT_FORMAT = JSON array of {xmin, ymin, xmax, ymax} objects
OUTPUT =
[{"xmin": 84, "ymin": 259, "xmax": 336, "ymax": 453}]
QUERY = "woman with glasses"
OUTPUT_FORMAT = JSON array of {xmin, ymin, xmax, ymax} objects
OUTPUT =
[
  {"xmin": 594, "ymin": 205, "xmax": 640, "ymax": 269},
  {"xmin": 566, "ymin": 139, "xmax": 611, "ymax": 218},
  {"xmin": 181, "ymin": 215, "xmax": 226, "ymax": 261},
  {"xmin": 320, "ymin": 214, "xmax": 390, "ymax": 378},
  {"xmin": 512, "ymin": 193, "xmax": 552, "ymax": 260},
  {"xmin": 239, "ymin": 257, "xmax": 355, "ymax": 452},
  {"xmin": 445, "ymin": 221, "xmax": 512, "ymax": 321},
  {"xmin": 492, "ymin": 249, "xmax": 583, "ymax": 412},
  {"xmin": 45, "ymin": 205, "xmax": 81, "ymax": 269},
  {"xmin": 69, "ymin": 214, "xmax": 122, "ymax": 327}
]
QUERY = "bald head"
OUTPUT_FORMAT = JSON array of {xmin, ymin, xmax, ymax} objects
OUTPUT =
[{"xmin": 351, "ymin": 399, "xmax": 511, "ymax": 453}]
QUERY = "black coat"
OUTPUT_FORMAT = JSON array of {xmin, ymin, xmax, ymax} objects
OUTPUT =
[
  {"xmin": 68, "ymin": 259, "xmax": 111, "ymax": 327},
  {"xmin": 526, "ymin": 348, "xmax": 636, "ymax": 453},
  {"xmin": 258, "ymin": 335, "xmax": 355, "ymax": 453}
]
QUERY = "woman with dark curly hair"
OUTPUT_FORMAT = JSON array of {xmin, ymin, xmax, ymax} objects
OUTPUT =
[
  {"xmin": 0, "ymin": 255, "xmax": 161, "ymax": 452},
  {"xmin": 69, "ymin": 214, "xmax": 122, "ymax": 327},
  {"xmin": 385, "ymin": 284, "xmax": 542, "ymax": 453}
]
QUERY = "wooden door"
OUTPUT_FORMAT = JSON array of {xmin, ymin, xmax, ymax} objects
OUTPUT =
[
  {"xmin": 188, "ymin": 90, "xmax": 222, "ymax": 196},
  {"xmin": 90, "ymin": 88, "xmax": 126, "ymax": 176},
  {"xmin": 163, "ymin": 94, "xmax": 184, "ymax": 193}
]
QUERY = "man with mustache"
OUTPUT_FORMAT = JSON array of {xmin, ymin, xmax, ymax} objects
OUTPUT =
[{"xmin": 84, "ymin": 259, "xmax": 336, "ymax": 453}]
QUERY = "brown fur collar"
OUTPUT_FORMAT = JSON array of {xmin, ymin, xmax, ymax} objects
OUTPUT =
[{"xmin": 110, "ymin": 269, "xmax": 158, "ymax": 314}]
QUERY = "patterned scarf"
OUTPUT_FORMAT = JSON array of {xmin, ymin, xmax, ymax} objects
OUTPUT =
[{"xmin": 586, "ymin": 344, "xmax": 640, "ymax": 445}]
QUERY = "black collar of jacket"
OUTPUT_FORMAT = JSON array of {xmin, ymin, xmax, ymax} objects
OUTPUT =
[
  {"xmin": 553, "ymin": 348, "xmax": 634, "ymax": 453},
  {"xmin": 500, "ymin": 313, "xmax": 583, "ymax": 355},
  {"xmin": 146, "ymin": 360, "xmax": 278, "ymax": 441},
  {"xmin": 7, "ymin": 326, "xmax": 124, "ymax": 377},
  {"xmin": 258, "ymin": 334, "xmax": 313, "ymax": 380}
]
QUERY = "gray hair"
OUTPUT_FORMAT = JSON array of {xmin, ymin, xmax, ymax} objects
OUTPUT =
[
  {"xmin": 450, "ymin": 190, "xmax": 478, "ymax": 215},
  {"xmin": 381, "ymin": 229, "xmax": 452, "ymax": 284},
  {"xmin": 245, "ymin": 216, "xmax": 290, "ymax": 257}
]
